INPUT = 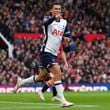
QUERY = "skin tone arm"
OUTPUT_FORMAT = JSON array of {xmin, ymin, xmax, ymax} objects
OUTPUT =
[{"xmin": 60, "ymin": 50, "xmax": 68, "ymax": 69}]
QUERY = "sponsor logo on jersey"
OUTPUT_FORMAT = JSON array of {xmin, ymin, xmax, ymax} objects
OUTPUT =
[{"xmin": 52, "ymin": 28, "xmax": 63, "ymax": 36}]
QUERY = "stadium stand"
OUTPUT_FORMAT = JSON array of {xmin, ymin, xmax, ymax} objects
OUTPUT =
[{"xmin": 0, "ymin": 0, "xmax": 110, "ymax": 85}]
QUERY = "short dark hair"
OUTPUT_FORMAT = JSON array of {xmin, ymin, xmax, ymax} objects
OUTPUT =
[{"xmin": 50, "ymin": 2, "xmax": 62, "ymax": 9}]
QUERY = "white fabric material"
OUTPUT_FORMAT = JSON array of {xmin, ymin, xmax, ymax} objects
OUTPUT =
[
  {"xmin": 54, "ymin": 81, "xmax": 66, "ymax": 102},
  {"xmin": 20, "ymin": 75, "xmax": 37, "ymax": 86},
  {"xmin": 42, "ymin": 19, "xmax": 67, "ymax": 56}
]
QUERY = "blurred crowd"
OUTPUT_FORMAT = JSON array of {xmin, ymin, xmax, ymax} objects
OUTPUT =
[
  {"xmin": 0, "ymin": 38, "xmax": 110, "ymax": 85},
  {"xmin": 0, "ymin": 0, "xmax": 110, "ymax": 40},
  {"xmin": 61, "ymin": 38, "xmax": 110, "ymax": 85},
  {"xmin": 0, "ymin": 0, "xmax": 110, "ymax": 85},
  {"xmin": 0, "ymin": 39, "xmax": 42, "ymax": 85}
]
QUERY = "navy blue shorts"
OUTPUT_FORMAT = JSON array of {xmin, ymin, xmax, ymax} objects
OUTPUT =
[{"xmin": 39, "ymin": 52, "xmax": 58, "ymax": 71}]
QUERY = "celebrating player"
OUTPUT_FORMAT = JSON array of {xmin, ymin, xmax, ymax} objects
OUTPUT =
[{"xmin": 13, "ymin": 2, "xmax": 74, "ymax": 107}]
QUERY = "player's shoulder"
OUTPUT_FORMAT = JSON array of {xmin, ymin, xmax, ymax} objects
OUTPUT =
[
  {"xmin": 44, "ymin": 15, "xmax": 51, "ymax": 17},
  {"xmin": 61, "ymin": 18, "xmax": 67, "ymax": 23},
  {"xmin": 60, "ymin": 18, "xmax": 68, "ymax": 24},
  {"xmin": 44, "ymin": 16, "xmax": 52, "ymax": 19},
  {"xmin": 43, "ymin": 16, "xmax": 51, "ymax": 21}
]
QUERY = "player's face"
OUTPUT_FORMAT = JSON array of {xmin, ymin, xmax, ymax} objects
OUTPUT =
[{"xmin": 51, "ymin": 5, "xmax": 62, "ymax": 16}]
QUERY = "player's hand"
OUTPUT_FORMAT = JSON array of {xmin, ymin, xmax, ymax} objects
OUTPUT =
[
  {"xmin": 64, "ymin": 62, "xmax": 68, "ymax": 69},
  {"xmin": 55, "ymin": 13, "xmax": 62, "ymax": 21}
]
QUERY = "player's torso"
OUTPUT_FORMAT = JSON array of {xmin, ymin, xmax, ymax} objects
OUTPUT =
[{"xmin": 42, "ymin": 19, "xmax": 67, "ymax": 56}]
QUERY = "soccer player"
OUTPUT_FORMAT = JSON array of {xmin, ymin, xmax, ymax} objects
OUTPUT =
[{"xmin": 14, "ymin": 2, "xmax": 74, "ymax": 107}]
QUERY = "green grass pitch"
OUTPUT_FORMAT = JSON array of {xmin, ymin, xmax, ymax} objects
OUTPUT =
[{"xmin": 0, "ymin": 91, "xmax": 110, "ymax": 110}]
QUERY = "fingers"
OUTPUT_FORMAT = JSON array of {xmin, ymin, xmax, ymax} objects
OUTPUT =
[
  {"xmin": 64, "ymin": 63, "xmax": 68, "ymax": 69},
  {"xmin": 55, "ymin": 13, "xmax": 62, "ymax": 21},
  {"xmin": 55, "ymin": 14, "xmax": 62, "ymax": 19}
]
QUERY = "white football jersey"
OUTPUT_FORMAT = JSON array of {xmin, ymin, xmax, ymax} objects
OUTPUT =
[{"xmin": 41, "ymin": 16, "xmax": 71, "ymax": 56}]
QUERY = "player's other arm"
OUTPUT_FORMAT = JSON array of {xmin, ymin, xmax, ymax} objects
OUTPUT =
[
  {"xmin": 64, "ymin": 23, "xmax": 72, "ymax": 42},
  {"xmin": 61, "ymin": 50, "xmax": 68, "ymax": 68},
  {"xmin": 43, "ymin": 16, "xmax": 55, "ymax": 25}
]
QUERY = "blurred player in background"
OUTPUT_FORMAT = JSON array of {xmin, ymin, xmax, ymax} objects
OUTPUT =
[{"xmin": 14, "ymin": 2, "xmax": 74, "ymax": 107}]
